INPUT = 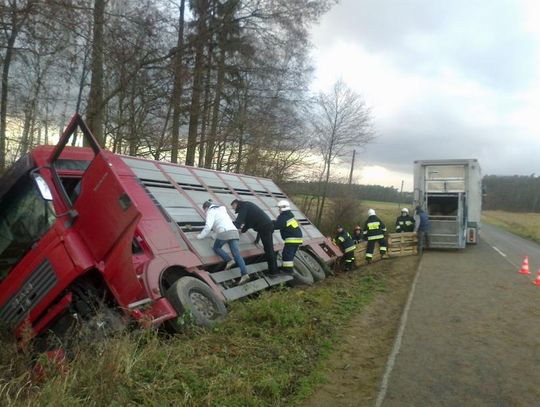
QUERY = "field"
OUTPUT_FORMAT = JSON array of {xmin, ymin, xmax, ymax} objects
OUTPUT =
[{"xmin": 482, "ymin": 210, "xmax": 540, "ymax": 245}]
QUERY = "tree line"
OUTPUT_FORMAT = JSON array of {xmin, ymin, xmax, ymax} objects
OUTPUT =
[
  {"xmin": 483, "ymin": 175, "xmax": 540, "ymax": 213},
  {"xmin": 282, "ymin": 181, "xmax": 413, "ymax": 205},
  {"xmin": 0, "ymin": 0, "xmax": 374, "ymax": 193}
]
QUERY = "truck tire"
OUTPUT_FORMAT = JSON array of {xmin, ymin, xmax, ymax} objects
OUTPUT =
[
  {"xmin": 165, "ymin": 277, "xmax": 227, "ymax": 329},
  {"xmin": 295, "ymin": 250, "xmax": 326, "ymax": 282},
  {"xmin": 291, "ymin": 257, "xmax": 315, "ymax": 286},
  {"xmin": 70, "ymin": 283, "xmax": 125, "ymax": 341}
]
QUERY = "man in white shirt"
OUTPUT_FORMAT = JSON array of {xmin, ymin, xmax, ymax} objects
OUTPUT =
[{"xmin": 197, "ymin": 200, "xmax": 249, "ymax": 284}]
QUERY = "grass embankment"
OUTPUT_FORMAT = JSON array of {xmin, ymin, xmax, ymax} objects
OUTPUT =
[
  {"xmin": 1, "ymin": 272, "xmax": 385, "ymax": 406},
  {"xmin": 482, "ymin": 210, "xmax": 540, "ymax": 245}
]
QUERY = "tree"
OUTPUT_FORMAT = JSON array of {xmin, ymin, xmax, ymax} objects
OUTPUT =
[
  {"xmin": 86, "ymin": 0, "xmax": 105, "ymax": 145},
  {"xmin": 311, "ymin": 80, "xmax": 374, "ymax": 226}
]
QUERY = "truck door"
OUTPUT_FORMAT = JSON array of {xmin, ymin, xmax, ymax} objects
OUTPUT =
[{"xmin": 49, "ymin": 114, "xmax": 141, "ymax": 260}]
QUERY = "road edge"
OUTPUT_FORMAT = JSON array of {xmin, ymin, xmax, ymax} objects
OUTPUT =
[{"xmin": 374, "ymin": 254, "xmax": 424, "ymax": 407}]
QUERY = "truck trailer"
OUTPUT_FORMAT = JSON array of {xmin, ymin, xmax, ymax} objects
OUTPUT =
[
  {"xmin": 0, "ymin": 114, "xmax": 339, "ymax": 346},
  {"xmin": 413, "ymin": 159, "xmax": 482, "ymax": 249}
]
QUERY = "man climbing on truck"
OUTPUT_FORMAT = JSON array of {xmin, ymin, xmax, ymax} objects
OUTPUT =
[
  {"xmin": 231, "ymin": 199, "xmax": 279, "ymax": 275},
  {"xmin": 197, "ymin": 200, "xmax": 250, "ymax": 285}
]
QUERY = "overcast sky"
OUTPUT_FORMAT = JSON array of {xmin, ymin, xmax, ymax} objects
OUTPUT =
[{"xmin": 309, "ymin": 0, "xmax": 540, "ymax": 191}]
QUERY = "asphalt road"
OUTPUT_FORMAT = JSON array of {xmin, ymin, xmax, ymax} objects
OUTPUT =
[{"xmin": 378, "ymin": 224, "xmax": 540, "ymax": 406}]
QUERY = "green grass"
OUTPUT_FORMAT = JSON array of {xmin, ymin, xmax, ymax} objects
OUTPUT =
[
  {"xmin": 482, "ymin": 210, "xmax": 540, "ymax": 245},
  {"xmin": 1, "ymin": 272, "xmax": 385, "ymax": 407}
]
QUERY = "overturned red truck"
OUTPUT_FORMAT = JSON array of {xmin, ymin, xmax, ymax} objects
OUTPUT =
[{"xmin": 0, "ymin": 114, "xmax": 338, "ymax": 344}]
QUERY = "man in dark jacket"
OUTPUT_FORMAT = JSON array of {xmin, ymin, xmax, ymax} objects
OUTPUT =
[
  {"xmin": 333, "ymin": 225, "xmax": 356, "ymax": 271},
  {"xmin": 231, "ymin": 199, "xmax": 279, "ymax": 275},
  {"xmin": 414, "ymin": 205, "xmax": 430, "ymax": 255},
  {"xmin": 273, "ymin": 200, "xmax": 303, "ymax": 274},
  {"xmin": 362, "ymin": 208, "xmax": 387, "ymax": 262},
  {"xmin": 395, "ymin": 207, "xmax": 415, "ymax": 233}
]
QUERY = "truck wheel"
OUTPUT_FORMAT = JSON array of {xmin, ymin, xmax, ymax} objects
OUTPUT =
[
  {"xmin": 165, "ymin": 277, "xmax": 227, "ymax": 329},
  {"xmin": 291, "ymin": 258, "xmax": 315, "ymax": 286},
  {"xmin": 71, "ymin": 284, "xmax": 125, "ymax": 341},
  {"xmin": 295, "ymin": 250, "xmax": 326, "ymax": 282}
]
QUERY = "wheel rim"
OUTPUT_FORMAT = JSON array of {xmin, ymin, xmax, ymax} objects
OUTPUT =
[{"xmin": 190, "ymin": 291, "xmax": 217, "ymax": 319}]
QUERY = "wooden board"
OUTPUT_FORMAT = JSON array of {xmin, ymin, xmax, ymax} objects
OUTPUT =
[{"xmin": 354, "ymin": 232, "xmax": 418, "ymax": 266}]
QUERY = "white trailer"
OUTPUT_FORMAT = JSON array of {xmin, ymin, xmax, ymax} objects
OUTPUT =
[{"xmin": 413, "ymin": 159, "xmax": 482, "ymax": 249}]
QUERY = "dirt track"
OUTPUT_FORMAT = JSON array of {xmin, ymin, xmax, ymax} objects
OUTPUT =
[{"xmin": 298, "ymin": 256, "xmax": 419, "ymax": 407}]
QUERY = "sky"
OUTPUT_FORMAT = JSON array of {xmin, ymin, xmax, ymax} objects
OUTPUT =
[{"xmin": 309, "ymin": 0, "xmax": 540, "ymax": 191}]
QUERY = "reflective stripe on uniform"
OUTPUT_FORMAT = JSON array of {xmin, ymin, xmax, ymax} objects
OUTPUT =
[
  {"xmin": 365, "ymin": 253, "xmax": 373, "ymax": 258},
  {"xmin": 380, "ymin": 246, "xmax": 387, "ymax": 251},
  {"xmin": 367, "ymin": 234, "xmax": 384, "ymax": 240},
  {"xmin": 345, "ymin": 259, "xmax": 354, "ymax": 263},
  {"xmin": 338, "ymin": 236, "xmax": 345, "ymax": 242},
  {"xmin": 285, "ymin": 238, "xmax": 303, "ymax": 244},
  {"xmin": 282, "ymin": 261, "xmax": 294, "ymax": 267},
  {"xmin": 344, "ymin": 245, "xmax": 356, "ymax": 253},
  {"xmin": 286, "ymin": 218, "xmax": 299, "ymax": 228},
  {"xmin": 367, "ymin": 222, "xmax": 380, "ymax": 230}
]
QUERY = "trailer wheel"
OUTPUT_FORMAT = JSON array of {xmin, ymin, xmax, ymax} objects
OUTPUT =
[
  {"xmin": 295, "ymin": 250, "xmax": 326, "ymax": 282},
  {"xmin": 291, "ymin": 257, "xmax": 315, "ymax": 286},
  {"xmin": 165, "ymin": 277, "xmax": 227, "ymax": 329}
]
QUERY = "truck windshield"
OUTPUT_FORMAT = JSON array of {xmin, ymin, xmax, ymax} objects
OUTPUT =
[{"xmin": 0, "ymin": 175, "xmax": 56, "ymax": 282}]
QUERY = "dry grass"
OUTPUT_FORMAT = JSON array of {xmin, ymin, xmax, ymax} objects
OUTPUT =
[{"xmin": 482, "ymin": 210, "xmax": 540, "ymax": 245}]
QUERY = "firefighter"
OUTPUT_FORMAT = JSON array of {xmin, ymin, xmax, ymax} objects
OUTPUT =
[
  {"xmin": 362, "ymin": 208, "xmax": 387, "ymax": 262},
  {"xmin": 231, "ymin": 199, "xmax": 279, "ymax": 275},
  {"xmin": 395, "ymin": 207, "xmax": 415, "ymax": 233},
  {"xmin": 352, "ymin": 225, "xmax": 363, "ymax": 244},
  {"xmin": 333, "ymin": 224, "xmax": 356, "ymax": 271},
  {"xmin": 273, "ymin": 200, "xmax": 303, "ymax": 274}
]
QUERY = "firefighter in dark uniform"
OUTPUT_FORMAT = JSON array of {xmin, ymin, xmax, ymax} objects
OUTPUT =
[
  {"xmin": 362, "ymin": 208, "xmax": 387, "ymax": 262},
  {"xmin": 395, "ymin": 207, "xmax": 415, "ymax": 233},
  {"xmin": 273, "ymin": 200, "xmax": 303, "ymax": 274},
  {"xmin": 352, "ymin": 225, "xmax": 363, "ymax": 244},
  {"xmin": 333, "ymin": 225, "xmax": 356, "ymax": 271}
]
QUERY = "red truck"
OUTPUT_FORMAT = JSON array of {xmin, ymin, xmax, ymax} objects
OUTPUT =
[{"xmin": 0, "ymin": 114, "xmax": 338, "ymax": 346}]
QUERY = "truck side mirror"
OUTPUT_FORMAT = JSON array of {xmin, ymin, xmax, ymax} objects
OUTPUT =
[{"xmin": 32, "ymin": 173, "xmax": 53, "ymax": 201}]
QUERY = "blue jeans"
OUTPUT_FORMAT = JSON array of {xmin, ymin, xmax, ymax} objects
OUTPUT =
[{"xmin": 213, "ymin": 239, "xmax": 247, "ymax": 275}]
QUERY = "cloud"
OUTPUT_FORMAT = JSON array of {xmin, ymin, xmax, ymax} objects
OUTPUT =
[{"xmin": 310, "ymin": 0, "xmax": 540, "ymax": 189}]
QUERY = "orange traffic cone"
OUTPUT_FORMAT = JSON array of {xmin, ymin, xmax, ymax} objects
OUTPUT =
[
  {"xmin": 533, "ymin": 269, "xmax": 540, "ymax": 286},
  {"xmin": 519, "ymin": 256, "xmax": 531, "ymax": 275}
]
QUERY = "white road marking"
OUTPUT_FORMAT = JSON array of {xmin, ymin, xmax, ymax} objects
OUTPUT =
[
  {"xmin": 375, "ymin": 256, "xmax": 423, "ymax": 407},
  {"xmin": 492, "ymin": 246, "xmax": 507, "ymax": 257}
]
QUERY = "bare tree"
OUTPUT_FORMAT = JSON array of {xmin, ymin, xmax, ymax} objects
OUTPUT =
[
  {"xmin": 86, "ymin": 0, "xmax": 105, "ymax": 145},
  {"xmin": 312, "ymin": 80, "xmax": 374, "ymax": 226}
]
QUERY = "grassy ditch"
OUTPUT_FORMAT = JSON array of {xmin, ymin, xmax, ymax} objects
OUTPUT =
[
  {"xmin": 1, "ymin": 270, "xmax": 387, "ymax": 406},
  {"xmin": 482, "ymin": 210, "xmax": 540, "ymax": 245}
]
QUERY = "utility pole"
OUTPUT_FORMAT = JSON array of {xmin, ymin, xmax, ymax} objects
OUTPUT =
[
  {"xmin": 398, "ymin": 179, "xmax": 404, "ymax": 208},
  {"xmin": 348, "ymin": 149, "xmax": 356, "ymax": 186}
]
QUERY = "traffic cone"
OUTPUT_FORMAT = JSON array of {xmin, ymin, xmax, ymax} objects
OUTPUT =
[
  {"xmin": 519, "ymin": 256, "xmax": 531, "ymax": 275},
  {"xmin": 533, "ymin": 269, "xmax": 540, "ymax": 286}
]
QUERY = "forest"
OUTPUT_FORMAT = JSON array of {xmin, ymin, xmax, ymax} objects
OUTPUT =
[{"xmin": 482, "ymin": 175, "xmax": 540, "ymax": 213}]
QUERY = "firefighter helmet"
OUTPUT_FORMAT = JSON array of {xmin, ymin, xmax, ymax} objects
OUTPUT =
[
  {"xmin": 277, "ymin": 200, "xmax": 291, "ymax": 211},
  {"xmin": 368, "ymin": 208, "xmax": 376, "ymax": 217},
  {"xmin": 401, "ymin": 208, "xmax": 409, "ymax": 214}
]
